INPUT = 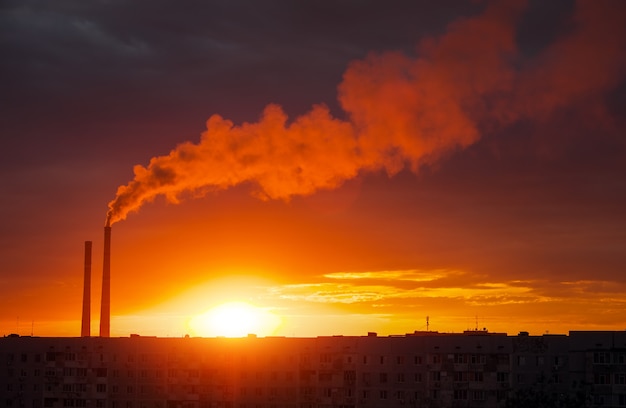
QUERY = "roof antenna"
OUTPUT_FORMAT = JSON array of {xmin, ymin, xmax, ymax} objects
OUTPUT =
[{"xmin": 426, "ymin": 316, "xmax": 429, "ymax": 332}]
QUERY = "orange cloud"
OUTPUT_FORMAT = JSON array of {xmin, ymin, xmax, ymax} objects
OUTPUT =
[{"xmin": 514, "ymin": 0, "xmax": 626, "ymax": 120}]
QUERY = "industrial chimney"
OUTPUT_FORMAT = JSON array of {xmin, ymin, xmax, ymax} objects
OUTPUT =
[
  {"xmin": 100, "ymin": 224, "xmax": 111, "ymax": 337},
  {"xmin": 81, "ymin": 241, "xmax": 92, "ymax": 337}
]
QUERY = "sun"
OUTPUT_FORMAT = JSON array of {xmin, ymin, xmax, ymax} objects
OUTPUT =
[{"xmin": 188, "ymin": 301, "xmax": 282, "ymax": 337}]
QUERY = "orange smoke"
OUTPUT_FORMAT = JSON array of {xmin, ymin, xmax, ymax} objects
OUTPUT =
[
  {"xmin": 107, "ymin": 0, "xmax": 625, "ymax": 225},
  {"xmin": 513, "ymin": 0, "xmax": 626, "ymax": 121}
]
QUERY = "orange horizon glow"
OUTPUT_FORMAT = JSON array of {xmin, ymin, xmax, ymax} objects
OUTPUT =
[{"xmin": 4, "ymin": 270, "xmax": 626, "ymax": 338}]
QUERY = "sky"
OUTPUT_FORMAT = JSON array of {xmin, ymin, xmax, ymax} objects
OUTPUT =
[{"xmin": 1, "ymin": 0, "xmax": 625, "ymax": 338}]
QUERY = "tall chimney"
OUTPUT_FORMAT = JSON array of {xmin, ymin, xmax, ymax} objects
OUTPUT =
[
  {"xmin": 100, "ymin": 224, "xmax": 111, "ymax": 337},
  {"xmin": 81, "ymin": 241, "xmax": 92, "ymax": 337}
]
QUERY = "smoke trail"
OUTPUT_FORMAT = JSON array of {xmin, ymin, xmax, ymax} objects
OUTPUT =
[{"xmin": 106, "ymin": 0, "xmax": 625, "ymax": 225}]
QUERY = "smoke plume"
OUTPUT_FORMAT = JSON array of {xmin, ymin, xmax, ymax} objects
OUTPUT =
[{"xmin": 107, "ymin": 0, "xmax": 625, "ymax": 225}]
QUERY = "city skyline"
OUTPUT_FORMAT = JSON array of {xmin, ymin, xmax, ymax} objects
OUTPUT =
[{"xmin": 2, "ymin": 1, "xmax": 626, "ymax": 338}]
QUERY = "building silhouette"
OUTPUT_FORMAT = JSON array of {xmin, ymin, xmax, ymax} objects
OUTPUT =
[{"xmin": 1, "ymin": 330, "xmax": 625, "ymax": 407}]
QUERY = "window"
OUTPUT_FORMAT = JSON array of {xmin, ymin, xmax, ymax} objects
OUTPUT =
[
  {"xmin": 454, "ymin": 354, "xmax": 466, "ymax": 364},
  {"xmin": 594, "ymin": 352, "xmax": 611, "ymax": 365},
  {"xmin": 497, "ymin": 372, "xmax": 509, "ymax": 382},
  {"xmin": 454, "ymin": 390, "xmax": 467, "ymax": 400},
  {"xmin": 595, "ymin": 373, "xmax": 609, "ymax": 385},
  {"xmin": 396, "ymin": 356, "xmax": 404, "ymax": 365},
  {"xmin": 414, "ymin": 355, "xmax": 423, "ymax": 365},
  {"xmin": 397, "ymin": 373, "xmax": 405, "ymax": 383},
  {"xmin": 96, "ymin": 384, "xmax": 107, "ymax": 393},
  {"xmin": 379, "ymin": 373, "xmax": 388, "ymax": 383},
  {"xmin": 615, "ymin": 373, "xmax": 626, "ymax": 385},
  {"xmin": 472, "ymin": 390, "xmax": 486, "ymax": 401},
  {"xmin": 379, "ymin": 390, "xmax": 387, "ymax": 400},
  {"xmin": 471, "ymin": 372, "xmax": 483, "ymax": 382}
]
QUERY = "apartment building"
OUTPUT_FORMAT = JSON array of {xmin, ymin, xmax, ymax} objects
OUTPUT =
[{"xmin": 1, "ymin": 330, "xmax": 625, "ymax": 408}]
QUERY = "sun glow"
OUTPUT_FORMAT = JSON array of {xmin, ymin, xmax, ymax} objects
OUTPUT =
[{"xmin": 188, "ymin": 301, "xmax": 282, "ymax": 337}]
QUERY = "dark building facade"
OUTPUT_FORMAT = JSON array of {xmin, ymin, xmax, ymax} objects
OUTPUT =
[{"xmin": 1, "ymin": 331, "xmax": 625, "ymax": 408}]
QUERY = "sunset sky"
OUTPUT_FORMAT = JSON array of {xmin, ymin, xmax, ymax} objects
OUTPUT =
[{"xmin": 2, "ymin": 0, "xmax": 625, "ymax": 338}]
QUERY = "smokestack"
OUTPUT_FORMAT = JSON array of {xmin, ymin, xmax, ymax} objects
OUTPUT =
[
  {"xmin": 81, "ymin": 241, "xmax": 92, "ymax": 337},
  {"xmin": 100, "ymin": 223, "xmax": 111, "ymax": 337}
]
